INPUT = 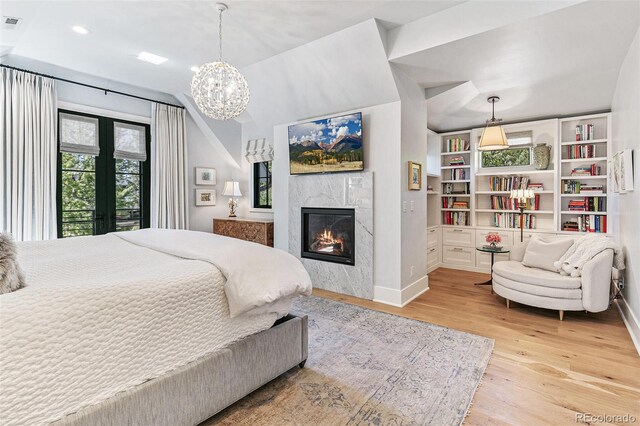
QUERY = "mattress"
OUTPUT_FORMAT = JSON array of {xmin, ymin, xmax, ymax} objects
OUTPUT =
[{"xmin": 0, "ymin": 233, "xmax": 293, "ymax": 426}]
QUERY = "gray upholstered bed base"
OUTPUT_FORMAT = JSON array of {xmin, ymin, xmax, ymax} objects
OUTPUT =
[{"xmin": 52, "ymin": 314, "xmax": 308, "ymax": 426}]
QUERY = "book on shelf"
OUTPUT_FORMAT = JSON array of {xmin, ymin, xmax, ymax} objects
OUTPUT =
[
  {"xmin": 563, "ymin": 215, "xmax": 606, "ymax": 233},
  {"xmin": 442, "ymin": 182, "xmax": 470, "ymax": 195},
  {"xmin": 528, "ymin": 183, "xmax": 544, "ymax": 191},
  {"xmin": 441, "ymin": 198, "xmax": 469, "ymax": 209},
  {"xmin": 443, "ymin": 211, "xmax": 468, "ymax": 226},
  {"xmin": 488, "ymin": 176, "xmax": 530, "ymax": 191},
  {"xmin": 492, "ymin": 212, "xmax": 536, "ymax": 229},
  {"xmin": 445, "ymin": 138, "xmax": 470, "ymax": 153},
  {"xmin": 567, "ymin": 197, "xmax": 606, "ymax": 212},
  {"xmin": 570, "ymin": 164, "xmax": 601, "ymax": 176},
  {"xmin": 566, "ymin": 144, "xmax": 596, "ymax": 159},
  {"xmin": 562, "ymin": 180, "xmax": 604, "ymax": 194},
  {"xmin": 449, "ymin": 156, "xmax": 466, "ymax": 166},
  {"xmin": 490, "ymin": 194, "xmax": 540, "ymax": 210},
  {"xmin": 452, "ymin": 201, "xmax": 469, "ymax": 209},
  {"xmin": 575, "ymin": 124, "xmax": 594, "ymax": 141},
  {"xmin": 448, "ymin": 169, "xmax": 468, "ymax": 180}
]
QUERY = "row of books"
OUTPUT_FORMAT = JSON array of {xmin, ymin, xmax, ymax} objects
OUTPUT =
[
  {"xmin": 561, "ymin": 180, "xmax": 604, "ymax": 194},
  {"xmin": 490, "ymin": 195, "xmax": 540, "ymax": 211},
  {"xmin": 570, "ymin": 164, "xmax": 601, "ymax": 176},
  {"xmin": 447, "ymin": 169, "xmax": 468, "ymax": 180},
  {"xmin": 575, "ymin": 124, "xmax": 595, "ymax": 141},
  {"xmin": 492, "ymin": 213, "xmax": 536, "ymax": 229},
  {"xmin": 442, "ymin": 182, "xmax": 470, "ymax": 195},
  {"xmin": 444, "ymin": 138, "xmax": 470, "ymax": 153},
  {"xmin": 442, "ymin": 197, "xmax": 469, "ymax": 209},
  {"xmin": 449, "ymin": 156, "xmax": 465, "ymax": 166},
  {"xmin": 563, "ymin": 215, "xmax": 606, "ymax": 233},
  {"xmin": 567, "ymin": 197, "xmax": 606, "ymax": 212},
  {"xmin": 565, "ymin": 144, "xmax": 598, "ymax": 159},
  {"xmin": 528, "ymin": 183, "xmax": 544, "ymax": 191},
  {"xmin": 443, "ymin": 211, "xmax": 468, "ymax": 226},
  {"xmin": 488, "ymin": 176, "xmax": 530, "ymax": 191}
]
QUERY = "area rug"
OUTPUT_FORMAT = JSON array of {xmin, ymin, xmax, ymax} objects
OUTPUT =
[{"xmin": 207, "ymin": 296, "xmax": 494, "ymax": 426}]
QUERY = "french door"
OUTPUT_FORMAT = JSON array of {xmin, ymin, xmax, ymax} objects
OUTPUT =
[{"xmin": 56, "ymin": 110, "xmax": 150, "ymax": 238}]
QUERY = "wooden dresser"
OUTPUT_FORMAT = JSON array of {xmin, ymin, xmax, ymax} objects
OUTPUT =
[{"xmin": 213, "ymin": 217, "xmax": 274, "ymax": 247}]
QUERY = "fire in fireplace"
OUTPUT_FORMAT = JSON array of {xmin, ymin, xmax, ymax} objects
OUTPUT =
[{"xmin": 301, "ymin": 207, "xmax": 355, "ymax": 265}]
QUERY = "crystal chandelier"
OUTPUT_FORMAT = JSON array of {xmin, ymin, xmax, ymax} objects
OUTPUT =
[{"xmin": 191, "ymin": 3, "xmax": 250, "ymax": 120}]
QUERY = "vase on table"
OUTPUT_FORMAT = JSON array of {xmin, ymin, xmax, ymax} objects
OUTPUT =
[{"xmin": 533, "ymin": 143, "xmax": 551, "ymax": 170}]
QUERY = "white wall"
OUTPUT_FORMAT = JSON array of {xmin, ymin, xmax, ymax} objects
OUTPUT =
[
  {"xmin": 610, "ymin": 28, "xmax": 640, "ymax": 352},
  {"xmin": 273, "ymin": 102, "xmax": 403, "ymax": 298}
]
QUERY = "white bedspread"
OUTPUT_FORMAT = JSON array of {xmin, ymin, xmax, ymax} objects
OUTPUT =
[{"xmin": 0, "ymin": 230, "xmax": 312, "ymax": 426}]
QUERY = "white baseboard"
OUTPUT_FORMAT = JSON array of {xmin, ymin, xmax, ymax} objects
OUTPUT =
[
  {"xmin": 439, "ymin": 263, "xmax": 491, "ymax": 274},
  {"xmin": 373, "ymin": 275, "xmax": 429, "ymax": 307},
  {"xmin": 614, "ymin": 295, "xmax": 640, "ymax": 356}
]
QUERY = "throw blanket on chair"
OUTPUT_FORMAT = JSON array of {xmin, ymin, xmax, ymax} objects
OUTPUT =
[{"xmin": 554, "ymin": 234, "xmax": 624, "ymax": 277}]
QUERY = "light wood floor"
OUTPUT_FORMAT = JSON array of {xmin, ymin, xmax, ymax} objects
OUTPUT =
[{"xmin": 314, "ymin": 268, "xmax": 640, "ymax": 426}]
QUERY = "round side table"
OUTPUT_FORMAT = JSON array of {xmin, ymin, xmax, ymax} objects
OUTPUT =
[{"xmin": 475, "ymin": 246, "xmax": 510, "ymax": 293}]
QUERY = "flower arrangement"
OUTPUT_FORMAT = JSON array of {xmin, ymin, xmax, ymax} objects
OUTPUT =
[{"xmin": 485, "ymin": 232, "xmax": 502, "ymax": 248}]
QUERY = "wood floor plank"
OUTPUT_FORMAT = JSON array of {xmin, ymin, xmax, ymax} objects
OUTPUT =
[{"xmin": 313, "ymin": 267, "xmax": 640, "ymax": 425}]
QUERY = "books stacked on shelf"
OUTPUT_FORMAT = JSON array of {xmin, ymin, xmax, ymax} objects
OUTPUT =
[
  {"xmin": 443, "ymin": 211, "xmax": 468, "ymax": 226},
  {"xmin": 567, "ymin": 197, "xmax": 606, "ymax": 212},
  {"xmin": 562, "ymin": 180, "xmax": 605, "ymax": 194},
  {"xmin": 528, "ymin": 183, "xmax": 544, "ymax": 191},
  {"xmin": 566, "ymin": 144, "xmax": 596, "ymax": 159},
  {"xmin": 445, "ymin": 138, "xmax": 470, "ymax": 153},
  {"xmin": 442, "ymin": 182, "xmax": 470, "ymax": 195},
  {"xmin": 570, "ymin": 164, "xmax": 601, "ymax": 177},
  {"xmin": 492, "ymin": 212, "xmax": 536, "ymax": 229},
  {"xmin": 575, "ymin": 124, "xmax": 594, "ymax": 141},
  {"xmin": 563, "ymin": 215, "xmax": 606, "ymax": 233},
  {"xmin": 442, "ymin": 197, "xmax": 469, "ymax": 209},
  {"xmin": 453, "ymin": 201, "xmax": 469, "ymax": 209},
  {"xmin": 449, "ymin": 156, "xmax": 465, "ymax": 166},
  {"xmin": 448, "ymin": 169, "xmax": 468, "ymax": 180},
  {"xmin": 491, "ymin": 195, "xmax": 539, "ymax": 210},
  {"xmin": 489, "ymin": 176, "xmax": 530, "ymax": 191}
]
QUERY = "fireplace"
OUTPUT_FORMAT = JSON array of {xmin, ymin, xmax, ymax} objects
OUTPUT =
[{"xmin": 301, "ymin": 207, "xmax": 355, "ymax": 265}]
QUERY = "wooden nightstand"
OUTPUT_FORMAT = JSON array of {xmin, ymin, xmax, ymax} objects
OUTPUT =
[{"xmin": 213, "ymin": 217, "xmax": 274, "ymax": 247}]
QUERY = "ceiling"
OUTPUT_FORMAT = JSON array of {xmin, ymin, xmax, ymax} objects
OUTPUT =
[
  {"xmin": 0, "ymin": 0, "xmax": 463, "ymax": 95},
  {"xmin": 393, "ymin": 0, "xmax": 640, "ymax": 131}
]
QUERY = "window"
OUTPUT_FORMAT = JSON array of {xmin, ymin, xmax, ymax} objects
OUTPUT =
[
  {"xmin": 481, "ymin": 131, "xmax": 532, "ymax": 168},
  {"xmin": 253, "ymin": 161, "xmax": 272, "ymax": 209},
  {"xmin": 57, "ymin": 110, "xmax": 150, "ymax": 238}
]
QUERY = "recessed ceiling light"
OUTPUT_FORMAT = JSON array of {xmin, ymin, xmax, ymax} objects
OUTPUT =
[
  {"xmin": 72, "ymin": 26, "xmax": 89, "ymax": 35},
  {"xmin": 137, "ymin": 51, "xmax": 168, "ymax": 65},
  {"xmin": 190, "ymin": 66, "xmax": 200, "ymax": 72}
]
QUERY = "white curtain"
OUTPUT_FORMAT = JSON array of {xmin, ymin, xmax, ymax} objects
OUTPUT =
[
  {"xmin": 0, "ymin": 68, "xmax": 57, "ymax": 241},
  {"xmin": 150, "ymin": 103, "xmax": 188, "ymax": 229}
]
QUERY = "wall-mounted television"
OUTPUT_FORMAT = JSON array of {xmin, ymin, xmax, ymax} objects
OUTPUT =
[{"xmin": 288, "ymin": 112, "xmax": 363, "ymax": 175}]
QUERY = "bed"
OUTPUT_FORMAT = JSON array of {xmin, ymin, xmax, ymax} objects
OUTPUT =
[{"xmin": 0, "ymin": 229, "xmax": 312, "ymax": 426}]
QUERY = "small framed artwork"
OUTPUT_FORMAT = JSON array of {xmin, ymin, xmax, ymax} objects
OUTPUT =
[
  {"xmin": 195, "ymin": 189, "xmax": 216, "ymax": 206},
  {"xmin": 195, "ymin": 167, "xmax": 216, "ymax": 185},
  {"xmin": 408, "ymin": 161, "xmax": 422, "ymax": 190}
]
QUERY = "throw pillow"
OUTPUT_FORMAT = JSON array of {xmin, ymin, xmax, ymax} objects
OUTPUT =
[
  {"xmin": 0, "ymin": 233, "xmax": 25, "ymax": 294},
  {"xmin": 522, "ymin": 235, "xmax": 574, "ymax": 273}
]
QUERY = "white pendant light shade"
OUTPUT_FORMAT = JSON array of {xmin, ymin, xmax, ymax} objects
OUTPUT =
[
  {"xmin": 191, "ymin": 3, "xmax": 250, "ymax": 120},
  {"xmin": 478, "ymin": 96, "xmax": 509, "ymax": 151},
  {"xmin": 191, "ymin": 61, "xmax": 249, "ymax": 120}
]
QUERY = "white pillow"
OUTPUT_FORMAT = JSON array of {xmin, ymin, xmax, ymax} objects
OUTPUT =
[{"xmin": 521, "ymin": 236, "xmax": 574, "ymax": 273}]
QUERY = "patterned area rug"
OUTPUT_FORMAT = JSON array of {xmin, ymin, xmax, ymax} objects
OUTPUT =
[{"xmin": 208, "ymin": 296, "xmax": 494, "ymax": 425}]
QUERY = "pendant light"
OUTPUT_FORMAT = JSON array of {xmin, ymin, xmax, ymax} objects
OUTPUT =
[
  {"xmin": 191, "ymin": 3, "xmax": 250, "ymax": 120},
  {"xmin": 478, "ymin": 96, "xmax": 509, "ymax": 151}
]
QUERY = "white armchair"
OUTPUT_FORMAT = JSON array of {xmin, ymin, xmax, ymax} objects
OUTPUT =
[{"xmin": 492, "ymin": 238, "xmax": 614, "ymax": 320}]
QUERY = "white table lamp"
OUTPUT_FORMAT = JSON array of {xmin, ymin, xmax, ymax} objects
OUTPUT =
[{"xmin": 222, "ymin": 181, "xmax": 242, "ymax": 217}]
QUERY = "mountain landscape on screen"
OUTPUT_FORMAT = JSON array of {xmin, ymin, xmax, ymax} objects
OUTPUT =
[{"xmin": 288, "ymin": 112, "xmax": 363, "ymax": 174}]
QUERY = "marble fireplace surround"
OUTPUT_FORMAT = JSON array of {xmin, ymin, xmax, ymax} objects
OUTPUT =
[{"xmin": 288, "ymin": 172, "xmax": 373, "ymax": 299}]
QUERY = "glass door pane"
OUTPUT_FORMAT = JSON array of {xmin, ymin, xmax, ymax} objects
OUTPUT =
[
  {"xmin": 60, "ymin": 152, "xmax": 97, "ymax": 237},
  {"xmin": 114, "ymin": 158, "xmax": 143, "ymax": 232}
]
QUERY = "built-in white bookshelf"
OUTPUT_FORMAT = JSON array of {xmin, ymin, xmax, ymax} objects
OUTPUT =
[
  {"xmin": 558, "ymin": 113, "xmax": 611, "ymax": 234},
  {"xmin": 440, "ymin": 131, "xmax": 473, "ymax": 227}
]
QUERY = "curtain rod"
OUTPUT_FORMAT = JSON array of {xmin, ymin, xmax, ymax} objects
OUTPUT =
[{"xmin": 0, "ymin": 64, "xmax": 185, "ymax": 109}]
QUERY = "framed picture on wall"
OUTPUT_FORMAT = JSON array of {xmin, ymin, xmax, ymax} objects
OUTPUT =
[
  {"xmin": 195, "ymin": 167, "xmax": 216, "ymax": 185},
  {"xmin": 408, "ymin": 161, "xmax": 422, "ymax": 190},
  {"xmin": 195, "ymin": 189, "xmax": 216, "ymax": 206}
]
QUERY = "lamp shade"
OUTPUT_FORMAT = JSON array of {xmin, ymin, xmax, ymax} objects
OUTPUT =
[
  {"xmin": 509, "ymin": 189, "xmax": 534, "ymax": 201},
  {"xmin": 222, "ymin": 181, "xmax": 242, "ymax": 197},
  {"xmin": 478, "ymin": 124, "xmax": 509, "ymax": 151}
]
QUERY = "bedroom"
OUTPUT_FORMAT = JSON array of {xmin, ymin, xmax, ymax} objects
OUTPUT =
[{"xmin": 0, "ymin": 0, "xmax": 639, "ymax": 425}]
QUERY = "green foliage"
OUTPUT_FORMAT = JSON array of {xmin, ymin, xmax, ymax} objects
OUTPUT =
[{"xmin": 481, "ymin": 148, "xmax": 531, "ymax": 168}]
